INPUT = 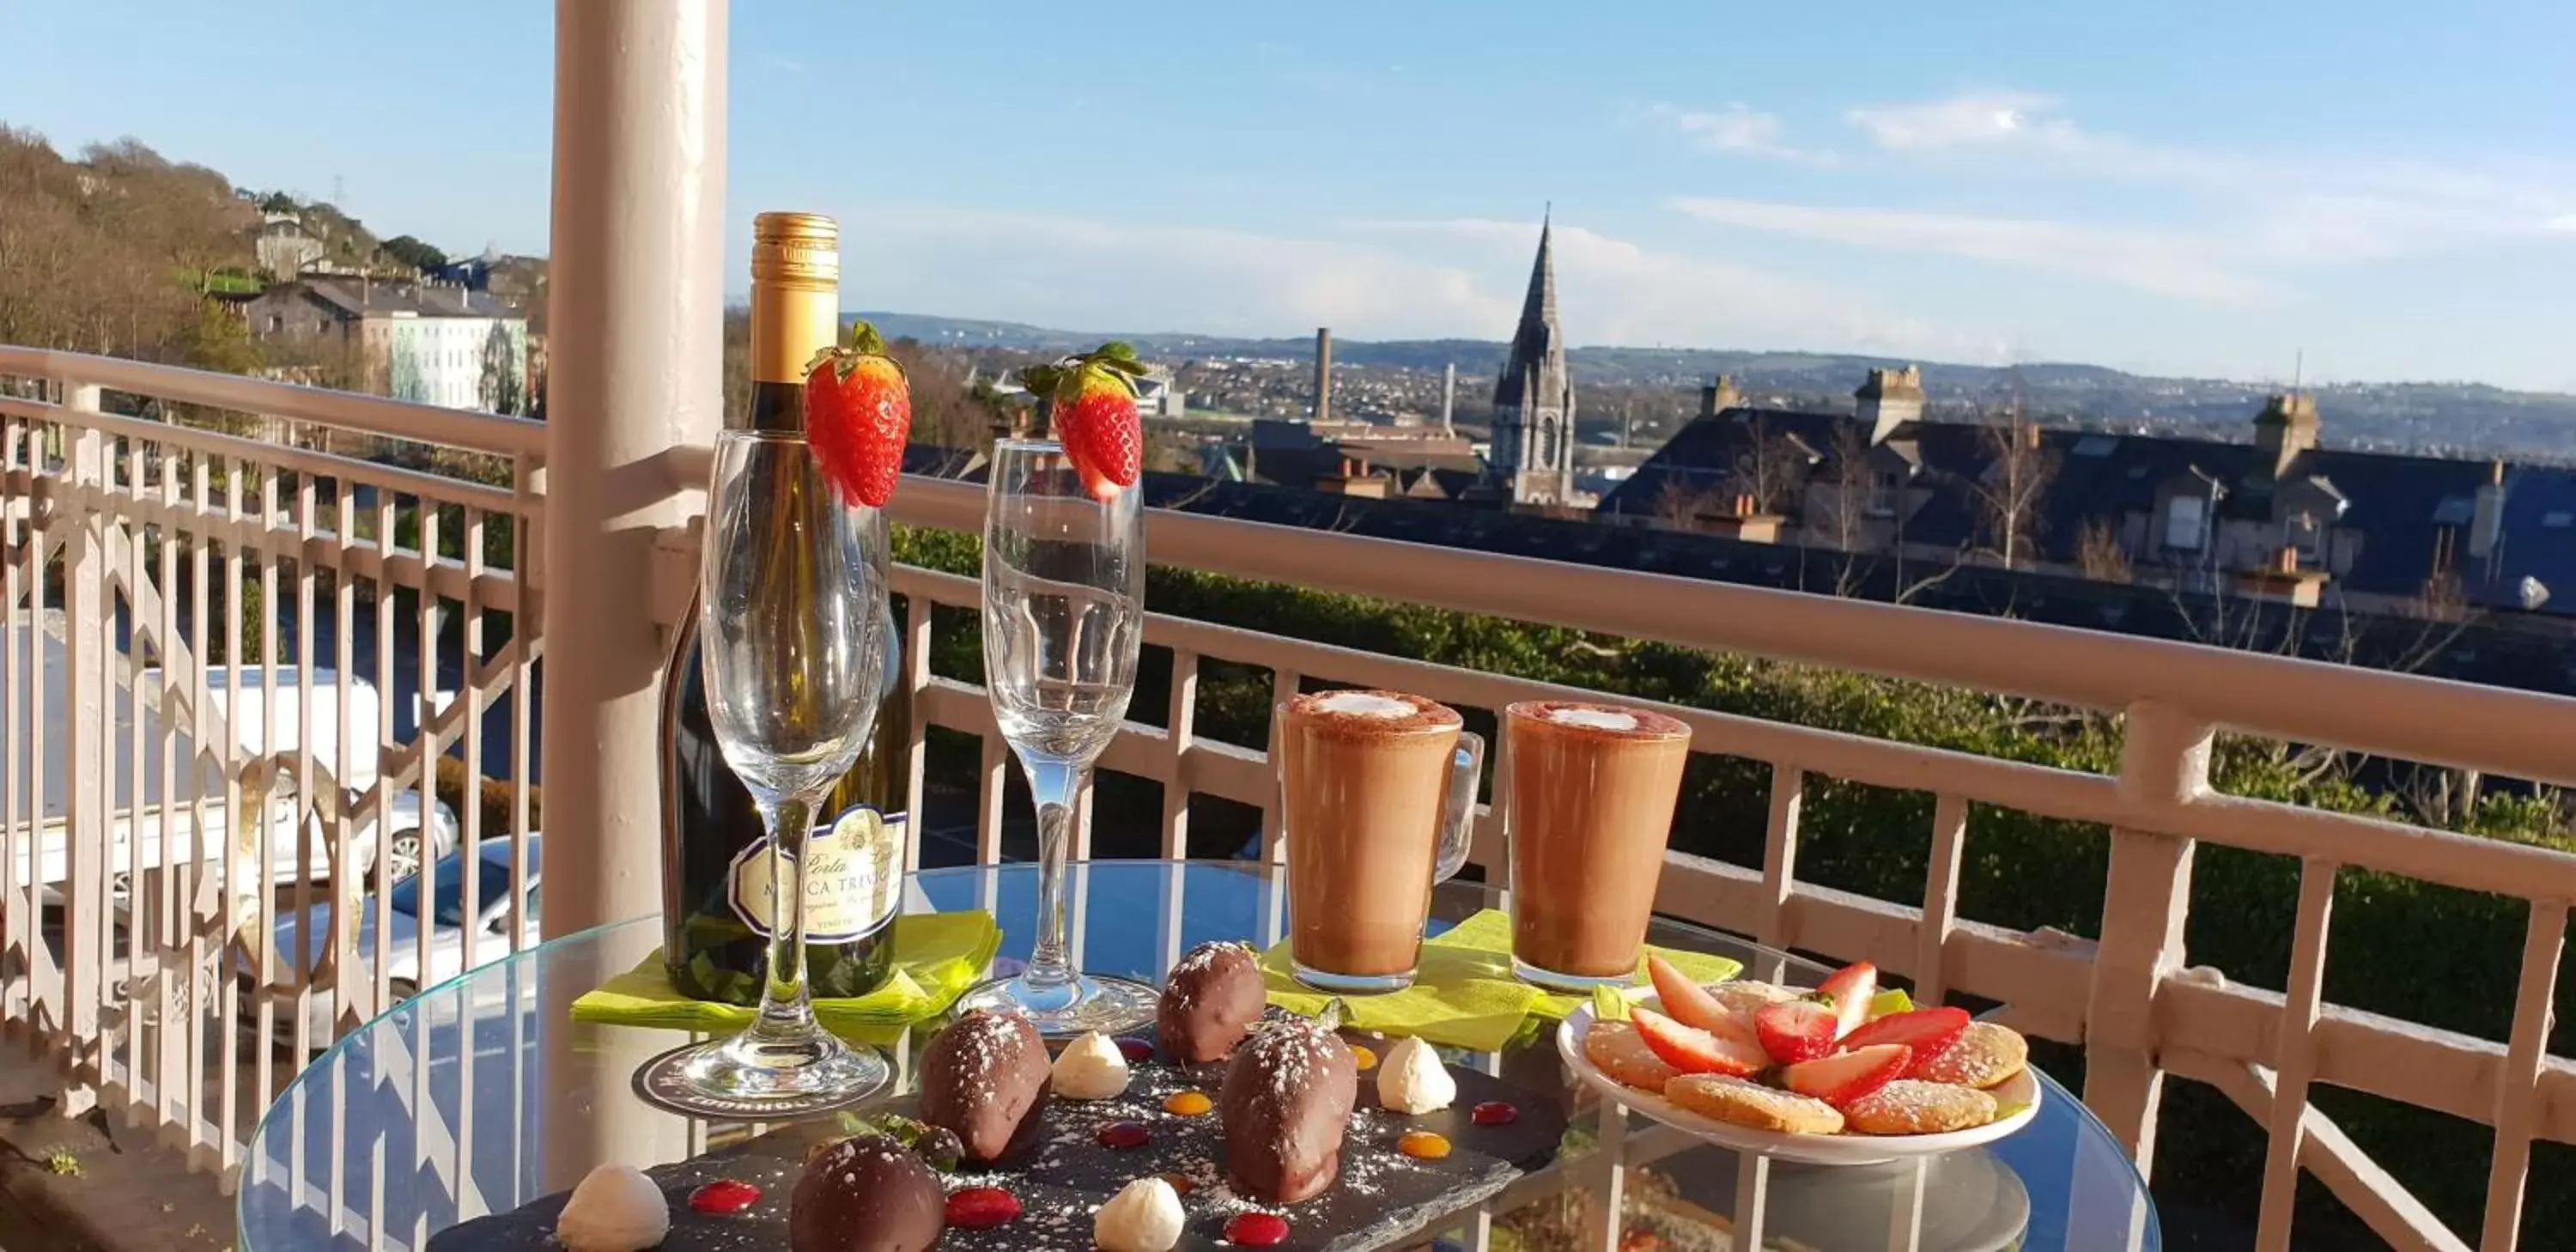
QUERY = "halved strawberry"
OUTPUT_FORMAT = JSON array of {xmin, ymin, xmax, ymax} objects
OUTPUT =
[
  {"xmin": 1780, "ymin": 1042, "xmax": 1911, "ymax": 1109},
  {"xmin": 803, "ymin": 319, "xmax": 913, "ymax": 507},
  {"xmin": 1816, "ymin": 961, "xmax": 1879, "ymax": 1039},
  {"xmin": 1837, "ymin": 1006, "xmax": 1971, "ymax": 1073},
  {"xmin": 1629, "ymin": 1007, "xmax": 1769, "ymax": 1079},
  {"xmin": 1028, "ymin": 343, "xmax": 1148, "ymax": 501},
  {"xmin": 1646, "ymin": 955, "xmax": 1733, "ymax": 1031},
  {"xmin": 1753, "ymin": 998, "xmax": 1839, "ymax": 1064}
]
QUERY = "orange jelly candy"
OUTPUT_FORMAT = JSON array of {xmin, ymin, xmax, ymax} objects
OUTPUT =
[
  {"xmin": 1348, "ymin": 1044, "xmax": 1377, "ymax": 1071},
  {"xmin": 1164, "ymin": 1090, "xmax": 1214, "ymax": 1116},
  {"xmin": 1396, "ymin": 1130, "xmax": 1451, "ymax": 1160}
]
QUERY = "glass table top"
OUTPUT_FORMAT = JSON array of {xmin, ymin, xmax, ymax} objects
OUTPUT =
[{"xmin": 240, "ymin": 860, "xmax": 2159, "ymax": 1252}]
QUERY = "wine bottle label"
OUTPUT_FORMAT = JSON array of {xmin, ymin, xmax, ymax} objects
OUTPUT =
[{"xmin": 725, "ymin": 805, "xmax": 906, "ymax": 944}]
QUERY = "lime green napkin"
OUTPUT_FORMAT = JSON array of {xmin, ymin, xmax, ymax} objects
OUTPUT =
[
  {"xmin": 572, "ymin": 911, "xmax": 1000, "ymax": 1047},
  {"xmin": 1419, "ymin": 909, "xmax": 1743, "ymax": 1023},
  {"xmin": 1259, "ymin": 929, "xmax": 1541, "ymax": 1053}
]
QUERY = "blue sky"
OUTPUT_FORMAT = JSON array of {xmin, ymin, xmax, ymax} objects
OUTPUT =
[{"xmin": 8, "ymin": 1, "xmax": 2576, "ymax": 388}]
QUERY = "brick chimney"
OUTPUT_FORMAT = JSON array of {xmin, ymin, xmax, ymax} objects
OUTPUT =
[
  {"xmin": 2253, "ymin": 392, "xmax": 2319, "ymax": 480},
  {"xmin": 1856, "ymin": 366, "xmax": 1925, "ymax": 445},
  {"xmin": 1699, "ymin": 374, "xmax": 1744, "ymax": 420}
]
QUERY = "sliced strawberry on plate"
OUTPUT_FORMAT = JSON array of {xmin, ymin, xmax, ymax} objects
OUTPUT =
[
  {"xmin": 1628, "ymin": 1007, "xmax": 1769, "ymax": 1079},
  {"xmin": 1815, "ymin": 961, "xmax": 1880, "ymax": 1040},
  {"xmin": 1753, "ymin": 998, "xmax": 1840, "ymax": 1064},
  {"xmin": 803, "ymin": 319, "xmax": 913, "ymax": 507},
  {"xmin": 1837, "ymin": 1006, "xmax": 1971, "ymax": 1073},
  {"xmin": 1780, "ymin": 1042, "xmax": 1911, "ymax": 1109},
  {"xmin": 1646, "ymin": 955, "xmax": 1735, "ymax": 1031},
  {"xmin": 1027, "ymin": 343, "xmax": 1148, "ymax": 501}
]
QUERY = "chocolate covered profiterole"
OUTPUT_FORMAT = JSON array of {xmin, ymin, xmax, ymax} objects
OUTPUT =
[
  {"xmin": 919, "ymin": 1010, "xmax": 1050, "ymax": 1164},
  {"xmin": 790, "ymin": 1136, "xmax": 945, "ymax": 1252},
  {"xmin": 1218, "ymin": 1017, "xmax": 1359, "ymax": 1204},
  {"xmin": 1157, "ymin": 940, "xmax": 1266, "ymax": 1063}
]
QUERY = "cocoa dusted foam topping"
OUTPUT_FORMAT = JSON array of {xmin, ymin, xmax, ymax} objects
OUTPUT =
[
  {"xmin": 1513, "ymin": 700, "xmax": 1687, "ymax": 742},
  {"xmin": 1289, "ymin": 690, "xmax": 1461, "ymax": 738}
]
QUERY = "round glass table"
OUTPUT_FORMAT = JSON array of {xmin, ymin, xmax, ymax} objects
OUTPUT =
[{"xmin": 240, "ymin": 860, "xmax": 2159, "ymax": 1252}]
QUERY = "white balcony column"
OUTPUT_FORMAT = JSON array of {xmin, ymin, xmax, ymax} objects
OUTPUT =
[
  {"xmin": 2085, "ymin": 700, "xmax": 2212, "ymax": 1176},
  {"xmin": 539, "ymin": 0, "xmax": 728, "ymax": 1186}
]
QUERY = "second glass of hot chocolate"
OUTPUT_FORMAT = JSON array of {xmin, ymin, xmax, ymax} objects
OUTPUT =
[
  {"xmin": 1278, "ymin": 687, "xmax": 1692, "ymax": 995},
  {"xmin": 1502, "ymin": 699, "xmax": 1692, "ymax": 990}
]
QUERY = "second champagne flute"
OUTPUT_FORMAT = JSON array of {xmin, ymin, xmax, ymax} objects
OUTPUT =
[{"xmin": 955, "ymin": 438, "xmax": 1158, "ymax": 1034}]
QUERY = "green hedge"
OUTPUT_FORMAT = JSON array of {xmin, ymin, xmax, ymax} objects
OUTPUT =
[{"xmin": 893, "ymin": 525, "xmax": 2571, "ymax": 1241}]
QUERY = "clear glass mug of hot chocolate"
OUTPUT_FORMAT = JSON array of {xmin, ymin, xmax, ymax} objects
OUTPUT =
[
  {"xmin": 1276, "ymin": 690, "xmax": 1485, "ymax": 994},
  {"xmin": 1504, "ymin": 700, "xmax": 1692, "ymax": 991}
]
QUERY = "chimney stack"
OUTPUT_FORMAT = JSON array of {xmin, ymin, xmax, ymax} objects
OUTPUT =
[
  {"xmin": 2253, "ymin": 392, "xmax": 2320, "ymax": 480},
  {"xmin": 2471, "ymin": 459, "xmax": 2506, "ymax": 562},
  {"xmin": 1440, "ymin": 362, "xmax": 1456, "ymax": 436},
  {"xmin": 1855, "ymin": 366, "xmax": 1925, "ymax": 445},
  {"xmin": 1313, "ymin": 327, "xmax": 1334, "ymax": 423},
  {"xmin": 1700, "ymin": 374, "xmax": 1744, "ymax": 420}
]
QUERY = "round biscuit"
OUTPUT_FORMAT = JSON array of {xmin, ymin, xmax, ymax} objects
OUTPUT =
[
  {"xmin": 1583, "ymin": 1021, "xmax": 1683, "ymax": 1091},
  {"xmin": 1917, "ymin": 1021, "xmax": 2028, "ymax": 1090},
  {"xmin": 1706, "ymin": 981, "xmax": 1801, "ymax": 1014},
  {"xmin": 1841, "ymin": 1079, "xmax": 1997, "ymax": 1135},
  {"xmin": 1663, "ymin": 1074, "xmax": 1844, "ymax": 1135}
]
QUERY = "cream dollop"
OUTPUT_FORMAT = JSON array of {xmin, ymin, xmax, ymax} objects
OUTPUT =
[
  {"xmin": 1546, "ymin": 706, "xmax": 1639, "ymax": 731},
  {"xmin": 556, "ymin": 1164, "xmax": 670, "ymax": 1252},
  {"xmin": 1052, "ymin": 1030, "xmax": 1132, "ymax": 1100},
  {"xmin": 1377, "ymin": 1036, "xmax": 1457, "ymax": 1115},
  {"xmin": 1314, "ymin": 691, "xmax": 1413, "ymax": 717},
  {"xmin": 1093, "ymin": 1176, "xmax": 1186, "ymax": 1252}
]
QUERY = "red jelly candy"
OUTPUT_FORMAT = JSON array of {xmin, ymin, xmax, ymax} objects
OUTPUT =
[
  {"xmin": 686, "ymin": 1179, "xmax": 762, "ymax": 1214},
  {"xmin": 1225, "ymin": 1212, "xmax": 1291, "ymax": 1247},
  {"xmin": 945, "ymin": 1186, "xmax": 1022, "ymax": 1229},
  {"xmin": 1097, "ymin": 1121, "xmax": 1152, "ymax": 1149},
  {"xmin": 1116, "ymin": 1037, "xmax": 1156, "ymax": 1063},
  {"xmin": 1471, "ymin": 1101, "xmax": 1520, "ymax": 1127}
]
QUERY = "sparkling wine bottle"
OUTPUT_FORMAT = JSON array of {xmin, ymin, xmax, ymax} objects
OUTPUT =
[{"xmin": 659, "ymin": 211, "xmax": 908, "ymax": 1004}]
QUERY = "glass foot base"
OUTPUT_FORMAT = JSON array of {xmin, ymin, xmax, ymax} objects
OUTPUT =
[
  {"xmin": 1291, "ymin": 961, "xmax": 1416, "ymax": 994},
  {"xmin": 954, "ymin": 971, "xmax": 1158, "ymax": 1036},
  {"xmin": 1512, "ymin": 956, "xmax": 1635, "ymax": 994},
  {"xmin": 632, "ymin": 1030, "xmax": 889, "ymax": 1121}
]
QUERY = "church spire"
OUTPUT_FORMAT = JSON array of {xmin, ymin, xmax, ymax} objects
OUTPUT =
[{"xmin": 1487, "ymin": 210, "xmax": 1577, "ymax": 506}]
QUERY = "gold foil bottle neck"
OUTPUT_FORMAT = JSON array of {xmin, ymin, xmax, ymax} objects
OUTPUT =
[{"xmin": 751, "ymin": 211, "xmax": 839, "ymax": 292}]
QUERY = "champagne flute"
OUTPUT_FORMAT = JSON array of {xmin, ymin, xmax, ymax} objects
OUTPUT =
[
  {"xmin": 955, "ymin": 438, "xmax": 1157, "ymax": 1034},
  {"xmin": 644, "ymin": 429, "xmax": 891, "ymax": 1115}
]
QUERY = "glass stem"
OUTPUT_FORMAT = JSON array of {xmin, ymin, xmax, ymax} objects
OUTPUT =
[
  {"xmin": 1023, "ymin": 757, "xmax": 1084, "ymax": 991},
  {"xmin": 750, "ymin": 790, "xmax": 818, "ymax": 1040}
]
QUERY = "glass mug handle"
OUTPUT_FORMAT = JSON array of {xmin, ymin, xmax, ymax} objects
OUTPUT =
[{"xmin": 1432, "ymin": 731, "xmax": 1485, "ymax": 883}]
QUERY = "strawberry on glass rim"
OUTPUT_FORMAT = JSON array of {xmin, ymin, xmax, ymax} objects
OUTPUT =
[
  {"xmin": 802, "ymin": 319, "xmax": 914, "ymax": 507},
  {"xmin": 1022, "ymin": 343, "xmax": 1147, "ymax": 501}
]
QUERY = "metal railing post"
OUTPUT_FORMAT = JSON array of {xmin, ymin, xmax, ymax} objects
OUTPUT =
[
  {"xmin": 59, "ymin": 380, "xmax": 106, "ymax": 1116},
  {"xmin": 2085, "ymin": 700, "xmax": 2211, "ymax": 1173}
]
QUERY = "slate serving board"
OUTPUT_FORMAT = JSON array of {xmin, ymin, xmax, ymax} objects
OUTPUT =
[{"xmin": 428, "ymin": 1035, "xmax": 1565, "ymax": 1252}]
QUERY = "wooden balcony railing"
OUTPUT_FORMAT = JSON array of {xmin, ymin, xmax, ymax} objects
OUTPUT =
[{"xmin": 3, "ymin": 346, "xmax": 2571, "ymax": 1251}]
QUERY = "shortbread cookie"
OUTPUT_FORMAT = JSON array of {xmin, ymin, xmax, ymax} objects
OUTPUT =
[
  {"xmin": 1663, "ymin": 1074, "xmax": 1845, "ymax": 1135},
  {"xmin": 1706, "ymin": 981, "xmax": 1801, "ymax": 1015},
  {"xmin": 1841, "ymin": 1079, "xmax": 1997, "ymax": 1134},
  {"xmin": 1916, "ymin": 1021, "xmax": 2027, "ymax": 1090},
  {"xmin": 1583, "ymin": 1021, "xmax": 1682, "ymax": 1091}
]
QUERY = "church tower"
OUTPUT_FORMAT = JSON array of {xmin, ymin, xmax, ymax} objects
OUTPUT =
[{"xmin": 1486, "ymin": 213, "xmax": 1576, "ymax": 505}]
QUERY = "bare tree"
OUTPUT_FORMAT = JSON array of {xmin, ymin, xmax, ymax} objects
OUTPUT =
[
  {"xmin": 1969, "ymin": 392, "xmax": 2057, "ymax": 568},
  {"xmin": 2075, "ymin": 517, "xmax": 2133, "ymax": 583},
  {"xmin": 1819, "ymin": 423, "xmax": 1871, "ymax": 552},
  {"xmin": 1729, "ymin": 416, "xmax": 1809, "ymax": 515},
  {"xmin": 1653, "ymin": 475, "xmax": 1709, "ymax": 532}
]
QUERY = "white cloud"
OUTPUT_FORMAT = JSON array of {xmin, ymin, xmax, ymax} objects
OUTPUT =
[
  {"xmin": 830, "ymin": 204, "xmax": 2003, "ymax": 361},
  {"xmin": 1667, "ymin": 197, "xmax": 2276, "ymax": 303},
  {"xmin": 1845, "ymin": 91, "xmax": 2085, "ymax": 154},
  {"xmin": 1650, "ymin": 103, "xmax": 1835, "ymax": 165}
]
